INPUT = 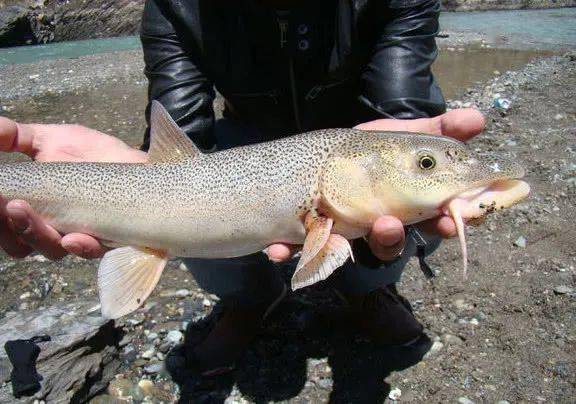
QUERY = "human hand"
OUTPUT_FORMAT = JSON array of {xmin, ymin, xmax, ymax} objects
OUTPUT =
[
  {"xmin": 265, "ymin": 108, "xmax": 486, "ymax": 262},
  {"xmin": 0, "ymin": 117, "xmax": 147, "ymax": 260}
]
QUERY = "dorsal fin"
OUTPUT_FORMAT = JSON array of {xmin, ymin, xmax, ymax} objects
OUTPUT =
[{"xmin": 148, "ymin": 100, "xmax": 202, "ymax": 163}]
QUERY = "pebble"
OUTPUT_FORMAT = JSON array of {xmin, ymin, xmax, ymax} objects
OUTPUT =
[
  {"xmin": 160, "ymin": 288, "xmax": 191, "ymax": 298},
  {"xmin": 138, "ymin": 379, "xmax": 155, "ymax": 396},
  {"xmin": 453, "ymin": 298, "xmax": 474, "ymax": 311},
  {"xmin": 108, "ymin": 377, "xmax": 134, "ymax": 398},
  {"xmin": 553, "ymin": 285, "xmax": 574, "ymax": 295},
  {"xmin": 143, "ymin": 363, "xmax": 163, "ymax": 374},
  {"xmin": 141, "ymin": 348, "xmax": 155, "ymax": 359},
  {"xmin": 388, "ymin": 387, "xmax": 402, "ymax": 401},
  {"xmin": 513, "ymin": 236, "xmax": 527, "ymax": 248},
  {"xmin": 165, "ymin": 330, "xmax": 183, "ymax": 344},
  {"xmin": 146, "ymin": 332, "xmax": 159, "ymax": 341},
  {"xmin": 424, "ymin": 341, "xmax": 444, "ymax": 358},
  {"xmin": 441, "ymin": 334, "xmax": 464, "ymax": 345},
  {"xmin": 458, "ymin": 397, "xmax": 475, "ymax": 404},
  {"xmin": 497, "ymin": 401, "xmax": 511, "ymax": 404}
]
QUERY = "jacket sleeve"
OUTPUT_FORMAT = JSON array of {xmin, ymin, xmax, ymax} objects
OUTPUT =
[
  {"xmin": 140, "ymin": 0, "xmax": 216, "ymax": 151},
  {"xmin": 359, "ymin": 0, "xmax": 446, "ymax": 120}
]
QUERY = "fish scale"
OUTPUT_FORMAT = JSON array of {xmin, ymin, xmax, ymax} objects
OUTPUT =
[{"xmin": 0, "ymin": 101, "xmax": 529, "ymax": 318}]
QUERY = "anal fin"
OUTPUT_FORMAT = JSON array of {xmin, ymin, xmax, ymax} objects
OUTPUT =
[{"xmin": 98, "ymin": 246, "xmax": 168, "ymax": 319}]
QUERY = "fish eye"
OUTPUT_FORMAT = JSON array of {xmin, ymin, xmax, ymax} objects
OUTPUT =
[{"xmin": 418, "ymin": 154, "xmax": 436, "ymax": 170}]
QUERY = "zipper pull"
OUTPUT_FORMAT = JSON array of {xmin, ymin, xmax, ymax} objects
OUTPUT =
[
  {"xmin": 278, "ymin": 19, "xmax": 289, "ymax": 49},
  {"xmin": 305, "ymin": 85, "xmax": 324, "ymax": 101}
]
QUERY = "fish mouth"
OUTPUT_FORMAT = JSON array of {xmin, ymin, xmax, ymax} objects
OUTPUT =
[{"xmin": 441, "ymin": 178, "xmax": 530, "ymax": 277}]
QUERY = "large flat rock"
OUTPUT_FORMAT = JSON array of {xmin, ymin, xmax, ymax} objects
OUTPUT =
[{"xmin": 0, "ymin": 300, "xmax": 124, "ymax": 403}]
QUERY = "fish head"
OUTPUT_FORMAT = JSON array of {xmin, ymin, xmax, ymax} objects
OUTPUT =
[
  {"xmin": 365, "ymin": 133, "xmax": 529, "ymax": 223},
  {"xmin": 321, "ymin": 131, "xmax": 529, "ymax": 276}
]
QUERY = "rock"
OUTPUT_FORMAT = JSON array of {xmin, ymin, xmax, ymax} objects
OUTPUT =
[
  {"xmin": 388, "ymin": 387, "xmax": 402, "ymax": 401},
  {"xmin": 165, "ymin": 330, "xmax": 183, "ymax": 344},
  {"xmin": 513, "ymin": 236, "xmax": 527, "ymax": 248},
  {"xmin": 424, "ymin": 341, "xmax": 444, "ymax": 358},
  {"xmin": 453, "ymin": 298, "xmax": 474, "ymax": 311},
  {"xmin": 458, "ymin": 397, "xmax": 475, "ymax": 404},
  {"xmin": 441, "ymin": 334, "xmax": 464, "ymax": 345},
  {"xmin": 143, "ymin": 362, "xmax": 164, "ymax": 375},
  {"xmin": 497, "ymin": 401, "xmax": 511, "ymax": 404},
  {"xmin": 141, "ymin": 348, "xmax": 155, "ymax": 359},
  {"xmin": 138, "ymin": 379, "xmax": 155, "ymax": 396},
  {"xmin": 0, "ymin": 5, "xmax": 34, "ymax": 47},
  {"xmin": 0, "ymin": 300, "xmax": 123, "ymax": 403},
  {"xmin": 146, "ymin": 332, "xmax": 159, "ymax": 341},
  {"xmin": 160, "ymin": 288, "xmax": 191, "ymax": 298},
  {"xmin": 553, "ymin": 285, "xmax": 574, "ymax": 295},
  {"xmin": 107, "ymin": 377, "xmax": 134, "ymax": 399}
]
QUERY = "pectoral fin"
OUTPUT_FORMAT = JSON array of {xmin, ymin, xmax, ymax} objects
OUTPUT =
[
  {"xmin": 291, "ymin": 215, "xmax": 353, "ymax": 290},
  {"xmin": 98, "ymin": 246, "xmax": 168, "ymax": 319}
]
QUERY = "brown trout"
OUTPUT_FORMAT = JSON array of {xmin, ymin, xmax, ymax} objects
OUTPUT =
[{"xmin": 0, "ymin": 102, "xmax": 529, "ymax": 318}]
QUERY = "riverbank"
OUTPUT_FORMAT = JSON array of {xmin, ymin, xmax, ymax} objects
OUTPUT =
[
  {"xmin": 1, "ymin": 1, "xmax": 575, "ymax": 47},
  {"xmin": 0, "ymin": 51, "xmax": 573, "ymax": 403}
]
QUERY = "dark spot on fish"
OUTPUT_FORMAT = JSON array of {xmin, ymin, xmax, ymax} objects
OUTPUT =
[{"xmin": 137, "ymin": 298, "xmax": 141, "ymax": 304}]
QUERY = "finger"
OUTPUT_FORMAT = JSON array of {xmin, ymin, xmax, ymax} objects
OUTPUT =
[
  {"xmin": 439, "ymin": 108, "xmax": 486, "ymax": 142},
  {"xmin": 367, "ymin": 216, "xmax": 406, "ymax": 261},
  {"xmin": 264, "ymin": 243, "xmax": 299, "ymax": 263},
  {"xmin": 5, "ymin": 200, "xmax": 67, "ymax": 260},
  {"xmin": 354, "ymin": 108, "xmax": 485, "ymax": 141},
  {"xmin": 0, "ymin": 117, "xmax": 36, "ymax": 157},
  {"xmin": 0, "ymin": 195, "xmax": 33, "ymax": 257},
  {"xmin": 417, "ymin": 215, "xmax": 457, "ymax": 239},
  {"xmin": 61, "ymin": 233, "xmax": 109, "ymax": 259}
]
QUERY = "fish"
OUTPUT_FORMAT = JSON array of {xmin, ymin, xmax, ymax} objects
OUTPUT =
[{"xmin": 0, "ymin": 101, "xmax": 530, "ymax": 319}]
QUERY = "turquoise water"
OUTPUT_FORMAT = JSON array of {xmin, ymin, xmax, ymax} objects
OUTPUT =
[
  {"xmin": 440, "ymin": 8, "xmax": 576, "ymax": 49},
  {"xmin": 0, "ymin": 8, "xmax": 574, "ymax": 65},
  {"xmin": 0, "ymin": 36, "xmax": 141, "ymax": 65}
]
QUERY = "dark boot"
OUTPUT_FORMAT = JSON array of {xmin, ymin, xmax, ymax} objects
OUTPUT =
[{"xmin": 337, "ymin": 284, "xmax": 424, "ymax": 346}]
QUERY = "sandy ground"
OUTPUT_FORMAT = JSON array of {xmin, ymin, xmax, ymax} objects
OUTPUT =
[{"xmin": 0, "ymin": 39, "xmax": 574, "ymax": 403}]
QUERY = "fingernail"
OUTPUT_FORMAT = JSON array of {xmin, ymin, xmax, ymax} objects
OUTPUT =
[
  {"xmin": 7, "ymin": 211, "xmax": 29, "ymax": 234},
  {"xmin": 65, "ymin": 242, "xmax": 82, "ymax": 255}
]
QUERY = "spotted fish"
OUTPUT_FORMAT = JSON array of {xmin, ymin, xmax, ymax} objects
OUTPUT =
[{"xmin": 0, "ymin": 102, "xmax": 529, "ymax": 318}]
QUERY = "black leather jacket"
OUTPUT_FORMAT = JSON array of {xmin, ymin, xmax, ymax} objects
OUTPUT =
[{"xmin": 140, "ymin": 0, "xmax": 445, "ymax": 151}]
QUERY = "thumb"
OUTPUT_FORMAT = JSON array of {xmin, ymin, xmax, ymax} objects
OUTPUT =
[{"xmin": 0, "ymin": 117, "xmax": 36, "ymax": 158}]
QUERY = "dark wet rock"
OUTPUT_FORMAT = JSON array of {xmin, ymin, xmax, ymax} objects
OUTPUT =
[
  {"xmin": 0, "ymin": 300, "xmax": 124, "ymax": 403},
  {"xmin": 0, "ymin": 5, "xmax": 34, "ymax": 47}
]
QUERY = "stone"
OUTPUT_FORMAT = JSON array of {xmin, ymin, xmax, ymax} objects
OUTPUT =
[
  {"xmin": 553, "ymin": 285, "xmax": 574, "ymax": 295},
  {"xmin": 0, "ymin": 300, "xmax": 123, "ymax": 403},
  {"xmin": 0, "ymin": 5, "xmax": 33, "ymax": 47},
  {"xmin": 107, "ymin": 377, "xmax": 134, "ymax": 398},
  {"xmin": 388, "ymin": 387, "xmax": 402, "ymax": 401},
  {"xmin": 165, "ymin": 330, "xmax": 183, "ymax": 344},
  {"xmin": 441, "ymin": 334, "xmax": 464, "ymax": 345},
  {"xmin": 424, "ymin": 341, "xmax": 444, "ymax": 358},
  {"xmin": 143, "ymin": 363, "xmax": 164, "ymax": 375},
  {"xmin": 137, "ymin": 379, "xmax": 155, "ymax": 396},
  {"xmin": 458, "ymin": 397, "xmax": 475, "ymax": 404},
  {"xmin": 141, "ymin": 348, "xmax": 155, "ymax": 360},
  {"xmin": 513, "ymin": 236, "xmax": 527, "ymax": 248}
]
